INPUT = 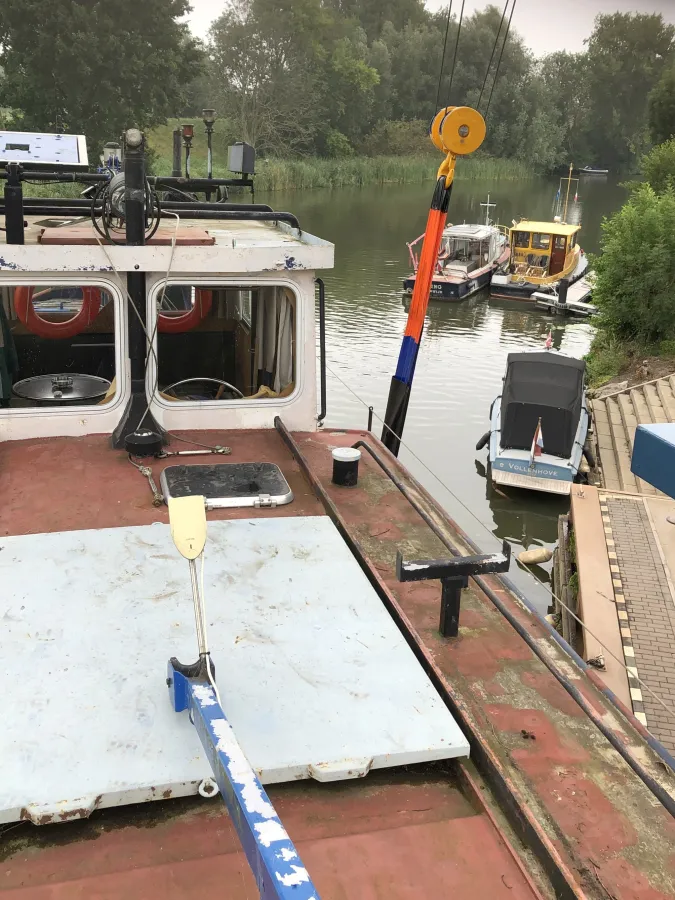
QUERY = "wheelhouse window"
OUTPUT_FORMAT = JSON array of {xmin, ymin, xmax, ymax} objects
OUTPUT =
[
  {"xmin": 513, "ymin": 231, "xmax": 530, "ymax": 248},
  {"xmin": 554, "ymin": 236, "xmax": 567, "ymax": 251},
  {"xmin": 0, "ymin": 283, "xmax": 117, "ymax": 409},
  {"xmin": 155, "ymin": 284, "xmax": 295, "ymax": 403},
  {"xmin": 532, "ymin": 234, "xmax": 551, "ymax": 251}
]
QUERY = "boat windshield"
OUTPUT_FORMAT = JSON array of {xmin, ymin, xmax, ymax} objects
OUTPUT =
[
  {"xmin": 441, "ymin": 237, "xmax": 488, "ymax": 269},
  {"xmin": 499, "ymin": 352, "xmax": 585, "ymax": 458}
]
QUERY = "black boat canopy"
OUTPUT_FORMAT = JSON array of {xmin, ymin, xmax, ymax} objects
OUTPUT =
[{"xmin": 500, "ymin": 352, "xmax": 585, "ymax": 458}]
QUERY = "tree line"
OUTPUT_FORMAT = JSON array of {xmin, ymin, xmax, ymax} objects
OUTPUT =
[{"xmin": 1, "ymin": 0, "xmax": 675, "ymax": 173}]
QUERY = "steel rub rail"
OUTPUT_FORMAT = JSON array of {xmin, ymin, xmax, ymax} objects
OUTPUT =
[{"xmin": 273, "ymin": 417, "xmax": 585, "ymax": 899}]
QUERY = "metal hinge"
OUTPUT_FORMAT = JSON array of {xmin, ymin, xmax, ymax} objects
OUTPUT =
[{"xmin": 254, "ymin": 494, "xmax": 277, "ymax": 509}]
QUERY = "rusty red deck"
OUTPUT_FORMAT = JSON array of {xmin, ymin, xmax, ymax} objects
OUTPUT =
[{"xmin": 2, "ymin": 425, "xmax": 675, "ymax": 898}]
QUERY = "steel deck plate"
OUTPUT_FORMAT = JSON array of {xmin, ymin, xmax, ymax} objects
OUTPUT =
[{"xmin": 0, "ymin": 516, "xmax": 468, "ymax": 824}]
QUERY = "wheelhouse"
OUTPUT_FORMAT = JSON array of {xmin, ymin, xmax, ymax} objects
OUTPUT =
[
  {"xmin": 440, "ymin": 224, "xmax": 500, "ymax": 274},
  {"xmin": 508, "ymin": 220, "xmax": 581, "ymax": 283},
  {"xmin": 0, "ymin": 221, "xmax": 332, "ymax": 440}
]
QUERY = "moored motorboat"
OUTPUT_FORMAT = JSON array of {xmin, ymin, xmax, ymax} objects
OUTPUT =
[
  {"xmin": 490, "ymin": 218, "xmax": 588, "ymax": 301},
  {"xmin": 490, "ymin": 165, "xmax": 587, "ymax": 302},
  {"xmin": 404, "ymin": 196, "xmax": 509, "ymax": 301},
  {"xmin": 477, "ymin": 345, "xmax": 590, "ymax": 495},
  {"xmin": 580, "ymin": 165, "xmax": 609, "ymax": 175}
]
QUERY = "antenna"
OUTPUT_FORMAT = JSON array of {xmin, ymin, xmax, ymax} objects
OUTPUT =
[{"xmin": 480, "ymin": 193, "xmax": 497, "ymax": 226}]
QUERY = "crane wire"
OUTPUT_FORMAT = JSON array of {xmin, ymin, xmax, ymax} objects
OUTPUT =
[
  {"xmin": 435, "ymin": 1, "xmax": 454, "ymax": 112},
  {"xmin": 477, "ymin": 0, "xmax": 510, "ymax": 111},
  {"xmin": 323, "ymin": 358, "xmax": 675, "ymax": 725},
  {"xmin": 484, "ymin": 0, "xmax": 517, "ymax": 121},
  {"xmin": 446, "ymin": 0, "xmax": 466, "ymax": 106}
]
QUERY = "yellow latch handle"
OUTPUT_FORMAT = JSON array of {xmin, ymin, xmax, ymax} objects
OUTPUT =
[{"xmin": 168, "ymin": 495, "xmax": 207, "ymax": 560}]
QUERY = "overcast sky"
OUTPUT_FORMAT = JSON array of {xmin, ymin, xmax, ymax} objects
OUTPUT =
[{"xmin": 184, "ymin": 0, "xmax": 675, "ymax": 56}]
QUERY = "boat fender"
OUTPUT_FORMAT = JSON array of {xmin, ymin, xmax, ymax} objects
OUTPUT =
[
  {"xmin": 582, "ymin": 445, "xmax": 596, "ymax": 469},
  {"xmin": 14, "ymin": 286, "xmax": 102, "ymax": 340},
  {"xmin": 158, "ymin": 289, "xmax": 213, "ymax": 334},
  {"xmin": 475, "ymin": 431, "xmax": 490, "ymax": 451},
  {"xmin": 518, "ymin": 546, "xmax": 553, "ymax": 565}
]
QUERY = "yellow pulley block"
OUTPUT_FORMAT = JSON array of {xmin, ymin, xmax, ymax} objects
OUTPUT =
[
  {"xmin": 430, "ymin": 106, "xmax": 453, "ymax": 153},
  {"xmin": 430, "ymin": 105, "xmax": 486, "ymax": 187},
  {"xmin": 440, "ymin": 106, "xmax": 486, "ymax": 156}
]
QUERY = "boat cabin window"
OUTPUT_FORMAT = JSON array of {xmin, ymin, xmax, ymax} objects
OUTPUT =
[
  {"xmin": 155, "ymin": 283, "xmax": 295, "ymax": 402},
  {"xmin": 513, "ymin": 231, "xmax": 530, "ymax": 249},
  {"xmin": 569, "ymin": 233, "xmax": 577, "ymax": 248},
  {"xmin": 532, "ymin": 234, "xmax": 551, "ymax": 251},
  {"xmin": 441, "ymin": 237, "xmax": 486, "ymax": 270},
  {"xmin": 0, "ymin": 283, "xmax": 117, "ymax": 409},
  {"xmin": 554, "ymin": 236, "xmax": 567, "ymax": 251}
]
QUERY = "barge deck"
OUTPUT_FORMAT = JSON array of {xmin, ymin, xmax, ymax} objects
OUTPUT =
[{"xmin": 2, "ymin": 426, "xmax": 675, "ymax": 898}]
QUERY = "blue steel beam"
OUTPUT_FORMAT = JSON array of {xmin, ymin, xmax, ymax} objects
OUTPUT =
[
  {"xmin": 632, "ymin": 423, "xmax": 675, "ymax": 498},
  {"xmin": 168, "ymin": 662, "xmax": 320, "ymax": 899}
]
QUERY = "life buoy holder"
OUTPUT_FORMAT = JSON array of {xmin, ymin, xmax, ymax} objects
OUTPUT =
[
  {"xmin": 158, "ymin": 289, "xmax": 213, "ymax": 334},
  {"xmin": 14, "ymin": 286, "xmax": 102, "ymax": 340}
]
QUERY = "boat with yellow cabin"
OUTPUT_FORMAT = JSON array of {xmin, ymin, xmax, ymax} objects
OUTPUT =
[{"xmin": 490, "ymin": 166, "xmax": 588, "ymax": 302}]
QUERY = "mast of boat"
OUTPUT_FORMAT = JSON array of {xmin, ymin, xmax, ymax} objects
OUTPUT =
[
  {"xmin": 562, "ymin": 163, "xmax": 573, "ymax": 223},
  {"xmin": 481, "ymin": 194, "xmax": 496, "ymax": 226},
  {"xmin": 381, "ymin": 107, "xmax": 486, "ymax": 455}
]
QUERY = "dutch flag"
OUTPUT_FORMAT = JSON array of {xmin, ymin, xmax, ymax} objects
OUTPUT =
[{"xmin": 530, "ymin": 418, "xmax": 544, "ymax": 465}]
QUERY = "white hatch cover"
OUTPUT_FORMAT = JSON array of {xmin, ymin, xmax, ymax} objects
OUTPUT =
[{"xmin": 0, "ymin": 516, "xmax": 469, "ymax": 824}]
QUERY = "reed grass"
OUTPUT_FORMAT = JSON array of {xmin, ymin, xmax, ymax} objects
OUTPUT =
[
  {"xmin": 151, "ymin": 149, "xmax": 534, "ymax": 191},
  {"xmin": 148, "ymin": 118, "xmax": 534, "ymax": 189}
]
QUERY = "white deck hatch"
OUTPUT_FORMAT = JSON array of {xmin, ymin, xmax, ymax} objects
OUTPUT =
[{"xmin": 0, "ymin": 515, "xmax": 469, "ymax": 824}]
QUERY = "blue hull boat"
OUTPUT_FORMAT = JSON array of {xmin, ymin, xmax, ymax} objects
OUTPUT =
[{"xmin": 477, "ymin": 350, "xmax": 589, "ymax": 495}]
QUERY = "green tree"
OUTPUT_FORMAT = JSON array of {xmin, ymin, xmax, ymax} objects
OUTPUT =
[
  {"xmin": 0, "ymin": 0, "xmax": 201, "ymax": 158},
  {"xmin": 208, "ymin": 0, "xmax": 379, "ymax": 154},
  {"xmin": 540, "ymin": 52, "xmax": 592, "ymax": 163},
  {"xmin": 648, "ymin": 62, "xmax": 675, "ymax": 145},
  {"xmin": 593, "ymin": 185, "xmax": 675, "ymax": 343},
  {"xmin": 584, "ymin": 12, "xmax": 675, "ymax": 172},
  {"xmin": 642, "ymin": 139, "xmax": 675, "ymax": 193},
  {"xmin": 327, "ymin": 0, "xmax": 426, "ymax": 43}
]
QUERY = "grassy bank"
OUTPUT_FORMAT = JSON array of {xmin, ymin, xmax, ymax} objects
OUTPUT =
[
  {"xmin": 151, "ymin": 150, "xmax": 534, "ymax": 190},
  {"xmin": 148, "ymin": 120, "xmax": 536, "ymax": 191},
  {"xmin": 586, "ymin": 330, "xmax": 675, "ymax": 389}
]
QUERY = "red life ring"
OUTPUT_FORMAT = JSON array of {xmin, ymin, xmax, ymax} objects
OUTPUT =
[
  {"xmin": 14, "ymin": 286, "xmax": 102, "ymax": 340},
  {"xmin": 158, "ymin": 288, "xmax": 213, "ymax": 334}
]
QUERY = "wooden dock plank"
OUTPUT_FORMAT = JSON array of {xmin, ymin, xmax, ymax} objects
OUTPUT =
[
  {"xmin": 643, "ymin": 383, "xmax": 667, "ymax": 424},
  {"xmin": 569, "ymin": 485, "xmax": 632, "ymax": 708},
  {"xmin": 606, "ymin": 396, "xmax": 638, "ymax": 493}
]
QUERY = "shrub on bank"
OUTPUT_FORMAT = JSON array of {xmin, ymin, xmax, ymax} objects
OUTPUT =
[
  {"xmin": 642, "ymin": 139, "xmax": 675, "ymax": 193},
  {"xmin": 592, "ymin": 185, "xmax": 675, "ymax": 345}
]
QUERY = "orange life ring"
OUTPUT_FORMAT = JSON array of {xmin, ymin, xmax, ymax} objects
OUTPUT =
[
  {"xmin": 14, "ymin": 286, "xmax": 102, "ymax": 339},
  {"xmin": 158, "ymin": 289, "xmax": 213, "ymax": 334}
]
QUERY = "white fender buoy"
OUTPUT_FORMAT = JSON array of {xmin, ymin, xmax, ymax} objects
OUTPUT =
[{"xmin": 518, "ymin": 546, "xmax": 553, "ymax": 565}]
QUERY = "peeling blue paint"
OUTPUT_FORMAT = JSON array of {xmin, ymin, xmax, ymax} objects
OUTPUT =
[
  {"xmin": 0, "ymin": 257, "xmax": 24, "ymax": 271},
  {"xmin": 284, "ymin": 256, "xmax": 297, "ymax": 269}
]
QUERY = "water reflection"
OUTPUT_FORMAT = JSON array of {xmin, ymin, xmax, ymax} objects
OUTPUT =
[{"xmin": 261, "ymin": 176, "xmax": 628, "ymax": 611}]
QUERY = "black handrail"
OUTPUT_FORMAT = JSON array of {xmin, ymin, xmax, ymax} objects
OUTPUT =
[
  {"xmin": 3, "ymin": 206, "xmax": 300, "ymax": 229},
  {"xmin": 317, "ymin": 278, "xmax": 327, "ymax": 423},
  {"xmin": 18, "ymin": 197, "xmax": 273, "ymax": 213}
]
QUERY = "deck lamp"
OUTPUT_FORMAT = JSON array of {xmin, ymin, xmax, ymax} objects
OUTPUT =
[
  {"xmin": 202, "ymin": 109, "xmax": 217, "ymax": 198},
  {"xmin": 181, "ymin": 124, "xmax": 194, "ymax": 179}
]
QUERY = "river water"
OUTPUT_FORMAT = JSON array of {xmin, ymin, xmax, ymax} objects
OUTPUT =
[{"xmin": 263, "ymin": 174, "xmax": 628, "ymax": 610}]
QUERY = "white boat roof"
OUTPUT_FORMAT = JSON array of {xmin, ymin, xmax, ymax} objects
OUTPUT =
[
  {"xmin": 443, "ymin": 223, "xmax": 495, "ymax": 240},
  {"xmin": 0, "ymin": 216, "xmax": 334, "ymax": 274}
]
